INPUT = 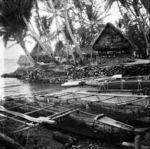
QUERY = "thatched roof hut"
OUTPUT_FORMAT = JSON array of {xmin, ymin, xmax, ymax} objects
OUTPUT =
[
  {"xmin": 30, "ymin": 44, "xmax": 47, "ymax": 57},
  {"xmin": 30, "ymin": 44, "xmax": 54, "ymax": 63},
  {"xmin": 17, "ymin": 55, "xmax": 30, "ymax": 66},
  {"xmin": 92, "ymin": 23, "xmax": 132, "ymax": 55}
]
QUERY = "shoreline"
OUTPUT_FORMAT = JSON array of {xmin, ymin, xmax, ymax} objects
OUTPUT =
[{"xmin": 1, "ymin": 62, "xmax": 150, "ymax": 84}]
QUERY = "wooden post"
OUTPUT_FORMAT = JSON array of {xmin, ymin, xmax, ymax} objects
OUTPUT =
[{"xmin": 134, "ymin": 134, "xmax": 141, "ymax": 149}]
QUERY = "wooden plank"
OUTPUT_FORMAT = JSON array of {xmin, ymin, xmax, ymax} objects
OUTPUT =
[
  {"xmin": 26, "ymin": 105, "xmax": 57, "ymax": 114},
  {"xmin": 8, "ymin": 101, "xmax": 35, "ymax": 110},
  {"xmin": 7, "ymin": 116, "xmax": 29, "ymax": 125},
  {"xmin": 98, "ymin": 116, "xmax": 134, "ymax": 131},
  {"xmin": 48, "ymin": 108, "xmax": 75, "ymax": 119},
  {"xmin": 0, "ymin": 106, "xmax": 55, "ymax": 124},
  {"xmin": 97, "ymin": 96, "xmax": 116, "ymax": 102},
  {"xmin": 52, "ymin": 109, "xmax": 79, "ymax": 120},
  {"xmin": 117, "ymin": 97, "xmax": 148, "ymax": 106},
  {"xmin": 12, "ymin": 123, "xmax": 39, "ymax": 134},
  {"xmin": 46, "ymin": 92, "xmax": 73, "ymax": 98},
  {"xmin": 12, "ymin": 126, "xmax": 31, "ymax": 134},
  {"xmin": 70, "ymin": 91, "xmax": 148, "ymax": 98},
  {"xmin": 25, "ymin": 104, "xmax": 56, "ymax": 115},
  {"xmin": 59, "ymin": 95, "xmax": 95, "ymax": 102}
]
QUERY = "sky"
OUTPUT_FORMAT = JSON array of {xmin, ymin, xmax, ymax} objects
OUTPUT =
[{"xmin": 0, "ymin": 2, "xmax": 121, "ymax": 61}]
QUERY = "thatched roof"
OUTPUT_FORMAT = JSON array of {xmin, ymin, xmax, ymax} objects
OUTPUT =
[
  {"xmin": 17, "ymin": 55, "xmax": 30, "ymax": 66},
  {"xmin": 30, "ymin": 44, "xmax": 47, "ymax": 57},
  {"xmin": 92, "ymin": 23, "xmax": 132, "ymax": 51}
]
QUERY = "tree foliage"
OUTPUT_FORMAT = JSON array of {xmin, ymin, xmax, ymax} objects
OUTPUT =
[
  {"xmin": 70, "ymin": 0, "xmax": 105, "ymax": 48},
  {"xmin": 0, "ymin": 0, "xmax": 35, "ymax": 45}
]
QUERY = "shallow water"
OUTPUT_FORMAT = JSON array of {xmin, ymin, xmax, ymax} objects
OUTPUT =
[{"xmin": 0, "ymin": 59, "xmax": 62, "ymax": 98}]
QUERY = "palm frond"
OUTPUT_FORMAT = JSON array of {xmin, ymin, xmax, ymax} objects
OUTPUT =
[{"xmin": 0, "ymin": 0, "xmax": 35, "ymax": 45}]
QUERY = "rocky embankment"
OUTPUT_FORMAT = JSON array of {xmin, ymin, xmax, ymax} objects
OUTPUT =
[{"xmin": 1, "ymin": 63, "xmax": 150, "ymax": 84}]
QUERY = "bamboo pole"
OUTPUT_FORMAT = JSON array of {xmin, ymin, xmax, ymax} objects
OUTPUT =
[
  {"xmin": 0, "ymin": 106, "xmax": 55, "ymax": 124},
  {"xmin": 134, "ymin": 135, "xmax": 141, "ymax": 149}
]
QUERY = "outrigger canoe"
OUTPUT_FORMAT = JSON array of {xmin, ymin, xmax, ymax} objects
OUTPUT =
[
  {"xmin": 0, "ymin": 100, "xmax": 134, "ymax": 142},
  {"xmin": 86, "ymin": 75, "xmax": 150, "ymax": 90},
  {"xmin": 47, "ymin": 109, "xmax": 134, "ymax": 142},
  {"xmin": 41, "ymin": 90, "xmax": 150, "ymax": 126}
]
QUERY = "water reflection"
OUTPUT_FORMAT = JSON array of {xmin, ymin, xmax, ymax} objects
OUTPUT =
[{"xmin": 1, "ymin": 77, "xmax": 62, "ymax": 98}]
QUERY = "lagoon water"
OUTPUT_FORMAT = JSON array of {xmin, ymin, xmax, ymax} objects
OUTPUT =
[{"xmin": 0, "ymin": 59, "xmax": 61, "ymax": 98}]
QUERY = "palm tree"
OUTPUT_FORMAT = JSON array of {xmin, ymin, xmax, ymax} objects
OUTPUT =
[
  {"xmin": 45, "ymin": 0, "xmax": 83, "ymax": 62},
  {"xmin": 0, "ymin": 0, "xmax": 36, "ymax": 65}
]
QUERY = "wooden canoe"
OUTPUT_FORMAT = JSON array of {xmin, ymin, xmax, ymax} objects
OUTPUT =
[
  {"xmin": 44, "ymin": 109, "xmax": 135, "ymax": 142},
  {"xmin": 41, "ymin": 90, "xmax": 150, "ymax": 126},
  {"xmin": 86, "ymin": 79, "xmax": 150, "ymax": 90}
]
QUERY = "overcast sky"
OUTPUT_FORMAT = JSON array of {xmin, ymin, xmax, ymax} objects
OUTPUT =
[{"xmin": 0, "ymin": 2, "xmax": 121, "ymax": 60}]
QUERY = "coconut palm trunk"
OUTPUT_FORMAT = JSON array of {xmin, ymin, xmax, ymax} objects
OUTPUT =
[
  {"xmin": 125, "ymin": 3, "xmax": 150, "ymax": 56},
  {"xmin": 48, "ymin": 0, "xmax": 83, "ymax": 62},
  {"xmin": 19, "ymin": 40, "xmax": 35, "ymax": 66},
  {"xmin": 23, "ymin": 16, "xmax": 54, "ymax": 58},
  {"xmin": 35, "ymin": 0, "xmax": 43, "ymax": 36},
  {"xmin": 64, "ymin": 1, "xmax": 83, "ymax": 61}
]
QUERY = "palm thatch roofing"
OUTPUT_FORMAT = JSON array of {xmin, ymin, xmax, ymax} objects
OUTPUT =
[
  {"xmin": 30, "ymin": 44, "xmax": 47, "ymax": 57},
  {"xmin": 17, "ymin": 55, "xmax": 30, "ymax": 66},
  {"xmin": 92, "ymin": 23, "xmax": 132, "ymax": 51}
]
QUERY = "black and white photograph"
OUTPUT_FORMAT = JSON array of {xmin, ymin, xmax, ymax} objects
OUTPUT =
[{"xmin": 0, "ymin": 0, "xmax": 150, "ymax": 149}]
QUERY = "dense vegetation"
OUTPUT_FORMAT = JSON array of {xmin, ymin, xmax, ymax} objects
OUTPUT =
[{"xmin": 0, "ymin": 0, "xmax": 149, "ymax": 64}]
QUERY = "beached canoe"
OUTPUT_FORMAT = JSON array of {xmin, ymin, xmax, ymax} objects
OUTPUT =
[
  {"xmin": 44, "ymin": 109, "xmax": 134, "ymax": 142},
  {"xmin": 87, "ymin": 101, "xmax": 150, "ymax": 126},
  {"xmin": 86, "ymin": 76, "xmax": 150, "ymax": 90}
]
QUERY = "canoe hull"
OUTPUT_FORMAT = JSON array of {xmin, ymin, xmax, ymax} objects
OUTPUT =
[
  {"xmin": 86, "ymin": 80, "xmax": 150, "ymax": 90},
  {"xmin": 44, "ymin": 114, "xmax": 134, "ymax": 142},
  {"xmin": 88, "ymin": 103, "xmax": 150, "ymax": 126}
]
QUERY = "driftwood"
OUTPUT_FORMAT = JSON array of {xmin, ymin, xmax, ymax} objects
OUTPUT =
[{"xmin": 0, "ymin": 132, "xmax": 25, "ymax": 149}]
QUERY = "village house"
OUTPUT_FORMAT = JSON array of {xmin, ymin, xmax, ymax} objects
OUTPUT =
[{"xmin": 92, "ymin": 23, "xmax": 134, "ymax": 64}]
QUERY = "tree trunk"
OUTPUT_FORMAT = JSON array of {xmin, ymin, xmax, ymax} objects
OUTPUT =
[
  {"xmin": 48, "ymin": 0, "xmax": 83, "ymax": 62},
  {"xmin": 64, "ymin": 1, "xmax": 83, "ymax": 61},
  {"xmin": 126, "ymin": 3, "xmax": 150, "ymax": 57},
  {"xmin": 20, "ymin": 40, "xmax": 36, "ymax": 66},
  {"xmin": 35, "ymin": 0, "xmax": 43, "ymax": 36},
  {"xmin": 23, "ymin": 16, "xmax": 54, "ymax": 58}
]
